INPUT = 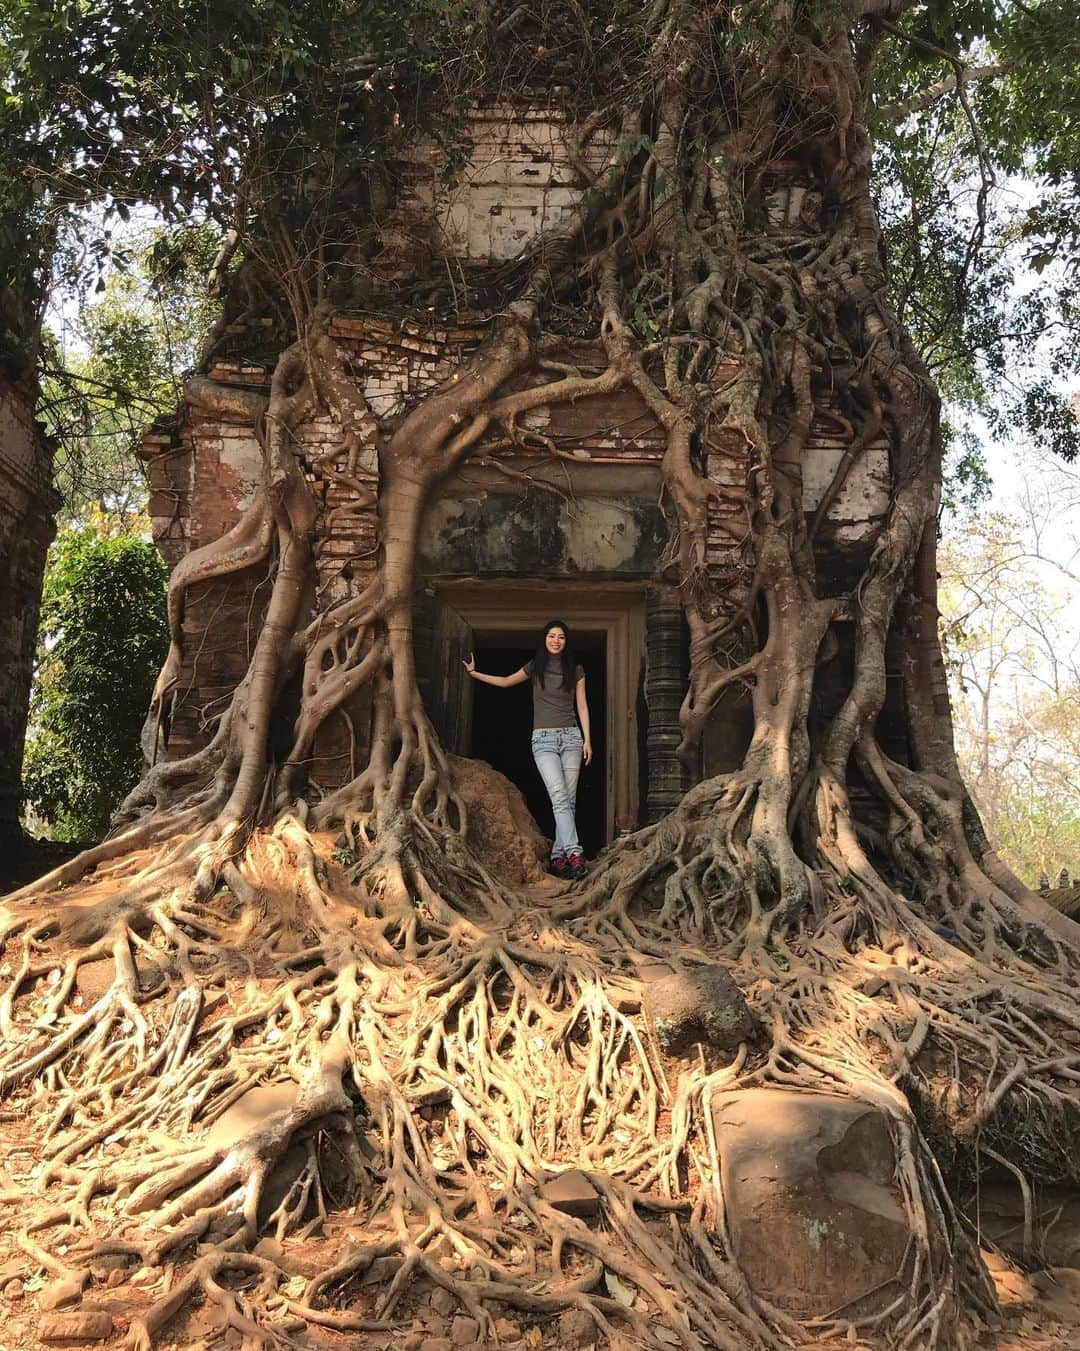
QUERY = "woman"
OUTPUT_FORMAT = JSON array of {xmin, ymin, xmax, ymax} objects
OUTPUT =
[{"xmin": 464, "ymin": 620, "xmax": 592, "ymax": 879}]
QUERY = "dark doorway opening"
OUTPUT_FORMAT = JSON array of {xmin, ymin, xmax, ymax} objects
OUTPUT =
[{"xmin": 470, "ymin": 631, "xmax": 607, "ymax": 859}]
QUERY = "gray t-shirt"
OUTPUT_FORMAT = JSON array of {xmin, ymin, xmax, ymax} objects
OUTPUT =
[{"xmin": 524, "ymin": 659, "xmax": 584, "ymax": 730}]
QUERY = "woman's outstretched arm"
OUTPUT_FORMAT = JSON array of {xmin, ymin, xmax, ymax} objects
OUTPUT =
[
  {"xmin": 463, "ymin": 654, "xmax": 530, "ymax": 688},
  {"xmin": 575, "ymin": 673, "xmax": 593, "ymax": 764}
]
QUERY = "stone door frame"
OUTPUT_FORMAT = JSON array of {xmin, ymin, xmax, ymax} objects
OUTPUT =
[{"xmin": 433, "ymin": 580, "xmax": 647, "ymax": 843}]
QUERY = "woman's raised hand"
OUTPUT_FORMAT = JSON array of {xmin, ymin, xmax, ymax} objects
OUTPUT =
[{"xmin": 463, "ymin": 653, "xmax": 476, "ymax": 675}]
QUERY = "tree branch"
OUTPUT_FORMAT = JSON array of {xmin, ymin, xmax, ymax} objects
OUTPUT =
[{"xmin": 876, "ymin": 63, "xmax": 1005, "ymax": 119}]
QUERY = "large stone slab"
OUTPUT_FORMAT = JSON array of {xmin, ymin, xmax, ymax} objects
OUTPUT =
[
  {"xmin": 39, "ymin": 1309, "xmax": 114, "ymax": 1344},
  {"xmin": 539, "ymin": 1169, "xmax": 601, "ymax": 1218},
  {"xmin": 712, "ymin": 1089, "xmax": 910, "ymax": 1317}
]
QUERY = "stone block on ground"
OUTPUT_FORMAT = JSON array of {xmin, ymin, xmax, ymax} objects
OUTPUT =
[
  {"xmin": 429, "ymin": 1286, "xmax": 456, "ymax": 1315},
  {"xmin": 361, "ymin": 1254, "xmax": 399, "ymax": 1285},
  {"xmin": 39, "ymin": 1276, "xmax": 86, "ymax": 1310},
  {"xmin": 712, "ymin": 1088, "xmax": 910, "ymax": 1317},
  {"xmin": 644, "ymin": 963, "xmax": 756, "ymax": 1055},
  {"xmin": 88, "ymin": 1253, "xmax": 131, "ymax": 1279},
  {"xmin": 39, "ymin": 1309, "xmax": 114, "ymax": 1343},
  {"xmin": 963, "ymin": 1183, "xmax": 1080, "ymax": 1267},
  {"xmin": 449, "ymin": 755, "xmax": 548, "ymax": 885},
  {"xmin": 559, "ymin": 1306, "xmax": 595, "ymax": 1346},
  {"xmin": 539, "ymin": 1169, "xmax": 601, "ymax": 1218},
  {"xmin": 1031, "ymin": 1266, "xmax": 1080, "ymax": 1320},
  {"xmin": 451, "ymin": 1314, "xmax": 480, "ymax": 1344}
]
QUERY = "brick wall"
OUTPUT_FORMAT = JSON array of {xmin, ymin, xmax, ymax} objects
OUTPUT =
[
  {"xmin": 0, "ymin": 370, "xmax": 58, "ymax": 838},
  {"xmin": 141, "ymin": 101, "xmax": 894, "ymax": 795},
  {"xmin": 139, "ymin": 314, "xmax": 674, "ymax": 780},
  {"xmin": 143, "ymin": 334, "xmax": 892, "ymax": 781}
]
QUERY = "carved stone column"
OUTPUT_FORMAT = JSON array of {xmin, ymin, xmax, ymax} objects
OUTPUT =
[{"xmin": 644, "ymin": 585, "xmax": 687, "ymax": 823}]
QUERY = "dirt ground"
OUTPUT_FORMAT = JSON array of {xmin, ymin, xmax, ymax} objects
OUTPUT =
[
  {"xmin": 977, "ymin": 1258, "xmax": 1080, "ymax": 1350},
  {"xmin": 1, "ymin": 845, "xmax": 1079, "ymax": 1348},
  {"xmin": 0, "ymin": 1190, "xmax": 1076, "ymax": 1351}
]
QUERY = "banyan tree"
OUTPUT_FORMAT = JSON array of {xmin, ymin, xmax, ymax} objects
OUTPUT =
[{"xmin": 3, "ymin": 0, "xmax": 1080, "ymax": 1345}]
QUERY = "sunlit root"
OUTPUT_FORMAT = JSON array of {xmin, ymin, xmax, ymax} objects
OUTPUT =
[
  {"xmin": 6, "ymin": 7, "xmax": 1080, "ymax": 1349},
  {"xmin": 1, "ymin": 776, "xmax": 1075, "ymax": 1350}
]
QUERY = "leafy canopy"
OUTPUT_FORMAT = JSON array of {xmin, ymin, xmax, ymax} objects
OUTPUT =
[
  {"xmin": 40, "ymin": 223, "xmax": 220, "ymax": 526},
  {"xmin": 2, "ymin": 0, "xmax": 1079, "ymax": 461},
  {"xmin": 870, "ymin": 0, "xmax": 1080, "ymax": 462},
  {"xmin": 1, "ymin": 0, "xmax": 445, "ymax": 341},
  {"xmin": 22, "ymin": 527, "xmax": 168, "ymax": 842}
]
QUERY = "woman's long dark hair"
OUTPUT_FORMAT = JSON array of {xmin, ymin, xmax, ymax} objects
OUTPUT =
[{"xmin": 532, "ymin": 619, "xmax": 577, "ymax": 691}]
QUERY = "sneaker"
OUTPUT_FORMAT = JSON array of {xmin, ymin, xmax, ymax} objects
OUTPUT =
[
  {"xmin": 549, "ymin": 856, "xmax": 569, "ymax": 877},
  {"xmin": 567, "ymin": 852, "xmax": 587, "ymax": 880}
]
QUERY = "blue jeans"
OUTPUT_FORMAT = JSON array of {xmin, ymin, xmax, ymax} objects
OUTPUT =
[{"xmin": 531, "ymin": 727, "xmax": 583, "ymax": 859}]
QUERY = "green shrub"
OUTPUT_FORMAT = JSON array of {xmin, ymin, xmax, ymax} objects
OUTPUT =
[{"xmin": 23, "ymin": 529, "xmax": 168, "ymax": 843}]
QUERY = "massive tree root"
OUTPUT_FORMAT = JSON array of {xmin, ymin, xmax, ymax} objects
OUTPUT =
[
  {"xmin": 3, "ymin": 773, "xmax": 1077, "ymax": 1349},
  {"xmin": 7, "ymin": 0, "xmax": 1080, "ymax": 1346}
]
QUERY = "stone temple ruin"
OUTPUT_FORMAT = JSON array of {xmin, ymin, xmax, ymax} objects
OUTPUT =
[{"xmin": 138, "ymin": 104, "xmax": 895, "ymax": 854}]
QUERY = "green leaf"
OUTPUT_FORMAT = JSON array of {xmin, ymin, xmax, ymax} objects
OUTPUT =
[{"xmin": 23, "ymin": 529, "xmax": 168, "ymax": 843}]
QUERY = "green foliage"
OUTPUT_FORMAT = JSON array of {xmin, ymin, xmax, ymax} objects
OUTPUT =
[
  {"xmin": 40, "ymin": 224, "xmax": 219, "ymax": 525},
  {"xmin": 871, "ymin": 0, "xmax": 1080, "ymax": 467},
  {"xmin": 3, "ymin": 0, "xmax": 1079, "ymax": 482},
  {"xmin": 1, "ymin": 0, "xmax": 447, "ymax": 307},
  {"xmin": 620, "ymin": 132, "xmax": 653, "ymax": 161},
  {"xmin": 940, "ymin": 419, "xmax": 992, "ymax": 514},
  {"xmin": 23, "ymin": 528, "xmax": 169, "ymax": 843}
]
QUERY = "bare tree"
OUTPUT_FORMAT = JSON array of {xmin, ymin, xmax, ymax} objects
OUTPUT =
[{"xmin": 942, "ymin": 504, "xmax": 1080, "ymax": 883}]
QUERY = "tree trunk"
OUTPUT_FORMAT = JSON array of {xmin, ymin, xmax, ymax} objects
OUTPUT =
[
  {"xmin": 3, "ymin": 5, "xmax": 1079, "ymax": 1347},
  {"xmin": 0, "ymin": 296, "xmax": 58, "ymax": 849}
]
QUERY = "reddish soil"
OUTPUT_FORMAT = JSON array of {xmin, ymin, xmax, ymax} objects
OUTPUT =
[
  {"xmin": 450, "ymin": 754, "xmax": 549, "ymax": 886},
  {"xmin": 3, "ymin": 832, "xmax": 1078, "ymax": 1348},
  {"xmin": 977, "ymin": 1258, "xmax": 1080, "ymax": 1350},
  {"xmin": 0, "ymin": 1164, "xmax": 1076, "ymax": 1351}
]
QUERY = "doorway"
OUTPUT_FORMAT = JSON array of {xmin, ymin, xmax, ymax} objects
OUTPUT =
[
  {"xmin": 415, "ymin": 581, "xmax": 646, "ymax": 845},
  {"xmin": 470, "ymin": 631, "xmax": 607, "ymax": 858}
]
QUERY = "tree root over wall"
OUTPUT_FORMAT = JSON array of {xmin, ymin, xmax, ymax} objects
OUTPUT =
[{"xmin": 6, "ymin": 1, "xmax": 1080, "ymax": 1344}]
